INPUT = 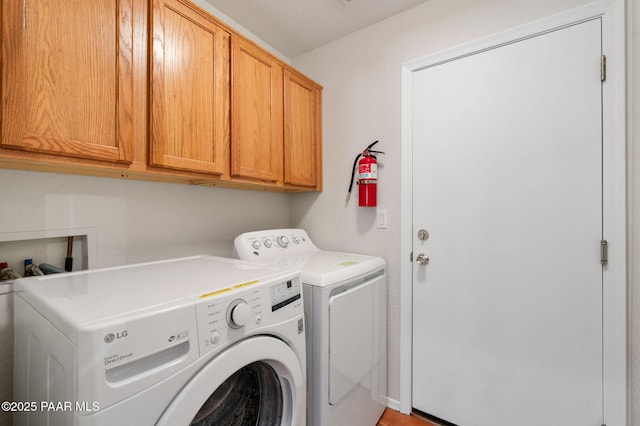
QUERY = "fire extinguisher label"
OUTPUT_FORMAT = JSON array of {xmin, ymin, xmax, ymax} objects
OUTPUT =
[{"xmin": 359, "ymin": 163, "xmax": 377, "ymax": 179}]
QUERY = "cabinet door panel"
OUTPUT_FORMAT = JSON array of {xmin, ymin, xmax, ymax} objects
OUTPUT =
[
  {"xmin": 150, "ymin": 0, "xmax": 229, "ymax": 176},
  {"xmin": 284, "ymin": 70, "xmax": 321, "ymax": 188},
  {"xmin": 231, "ymin": 39, "xmax": 283, "ymax": 182},
  {"xmin": 1, "ymin": 0, "xmax": 134, "ymax": 163}
]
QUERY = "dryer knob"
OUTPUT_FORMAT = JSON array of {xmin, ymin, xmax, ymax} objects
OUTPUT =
[
  {"xmin": 228, "ymin": 300, "xmax": 251, "ymax": 328},
  {"xmin": 277, "ymin": 236, "xmax": 289, "ymax": 248}
]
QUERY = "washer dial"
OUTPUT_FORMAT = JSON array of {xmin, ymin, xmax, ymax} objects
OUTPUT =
[{"xmin": 227, "ymin": 300, "xmax": 251, "ymax": 328}]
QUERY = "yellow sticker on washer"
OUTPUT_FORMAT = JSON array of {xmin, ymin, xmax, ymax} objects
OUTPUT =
[
  {"xmin": 199, "ymin": 288, "xmax": 232, "ymax": 298},
  {"xmin": 233, "ymin": 280, "xmax": 259, "ymax": 289},
  {"xmin": 199, "ymin": 280, "xmax": 259, "ymax": 298},
  {"xmin": 339, "ymin": 261, "xmax": 358, "ymax": 266}
]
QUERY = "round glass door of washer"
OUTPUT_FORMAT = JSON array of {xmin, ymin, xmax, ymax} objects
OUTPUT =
[
  {"xmin": 190, "ymin": 361, "xmax": 282, "ymax": 425},
  {"xmin": 157, "ymin": 336, "xmax": 305, "ymax": 426}
]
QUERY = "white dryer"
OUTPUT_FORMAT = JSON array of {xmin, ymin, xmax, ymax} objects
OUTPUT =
[
  {"xmin": 234, "ymin": 229, "xmax": 387, "ymax": 426},
  {"xmin": 13, "ymin": 255, "xmax": 306, "ymax": 426}
]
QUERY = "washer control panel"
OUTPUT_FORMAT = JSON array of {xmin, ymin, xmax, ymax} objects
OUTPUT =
[
  {"xmin": 195, "ymin": 274, "xmax": 302, "ymax": 355},
  {"xmin": 234, "ymin": 229, "xmax": 319, "ymax": 260},
  {"xmin": 270, "ymin": 278, "xmax": 301, "ymax": 311}
]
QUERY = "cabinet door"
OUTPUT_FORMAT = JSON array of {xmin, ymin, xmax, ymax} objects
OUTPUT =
[
  {"xmin": 231, "ymin": 38, "xmax": 283, "ymax": 183},
  {"xmin": 150, "ymin": 0, "xmax": 230, "ymax": 176},
  {"xmin": 283, "ymin": 70, "xmax": 322, "ymax": 189},
  {"xmin": 1, "ymin": 0, "xmax": 134, "ymax": 163}
]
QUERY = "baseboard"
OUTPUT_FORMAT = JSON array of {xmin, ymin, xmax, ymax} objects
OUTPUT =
[{"xmin": 385, "ymin": 397, "xmax": 401, "ymax": 412}]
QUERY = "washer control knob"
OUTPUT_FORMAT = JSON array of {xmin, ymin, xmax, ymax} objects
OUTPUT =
[
  {"xmin": 292, "ymin": 236, "xmax": 300, "ymax": 244},
  {"xmin": 227, "ymin": 300, "xmax": 251, "ymax": 328},
  {"xmin": 263, "ymin": 239, "xmax": 273, "ymax": 248},
  {"xmin": 210, "ymin": 332, "xmax": 220, "ymax": 345},
  {"xmin": 277, "ymin": 236, "xmax": 289, "ymax": 248},
  {"xmin": 251, "ymin": 240, "xmax": 261, "ymax": 250}
]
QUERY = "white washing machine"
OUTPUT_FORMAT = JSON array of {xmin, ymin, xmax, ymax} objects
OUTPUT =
[
  {"xmin": 234, "ymin": 229, "xmax": 387, "ymax": 426},
  {"xmin": 13, "ymin": 255, "xmax": 306, "ymax": 426}
]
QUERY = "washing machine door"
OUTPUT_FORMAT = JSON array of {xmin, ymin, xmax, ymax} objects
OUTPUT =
[{"xmin": 157, "ymin": 336, "xmax": 305, "ymax": 426}]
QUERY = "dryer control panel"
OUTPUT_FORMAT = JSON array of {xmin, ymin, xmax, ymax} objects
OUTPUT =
[
  {"xmin": 234, "ymin": 229, "xmax": 319, "ymax": 260},
  {"xmin": 195, "ymin": 274, "xmax": 302, "ymax": 356}
]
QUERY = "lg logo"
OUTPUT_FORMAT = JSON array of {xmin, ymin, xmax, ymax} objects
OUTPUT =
[{"xmin": 104, "ymin": 330, "xmax": 128, "ymax": 343}]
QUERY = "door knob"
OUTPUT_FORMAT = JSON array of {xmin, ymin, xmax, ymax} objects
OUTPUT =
[{"xmin": 416, "ymin": 253, "xmax": 429, "ymax": 265}]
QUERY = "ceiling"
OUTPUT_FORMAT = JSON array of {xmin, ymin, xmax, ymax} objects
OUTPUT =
[{"xmin": 204, "ymin": 0, "xmax": 429, "ymax": 58}]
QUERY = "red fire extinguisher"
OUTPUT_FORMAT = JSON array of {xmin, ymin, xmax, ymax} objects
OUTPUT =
[{"xmin": 347, "ymin": 141, "xmax": 384, "ymax": 207}]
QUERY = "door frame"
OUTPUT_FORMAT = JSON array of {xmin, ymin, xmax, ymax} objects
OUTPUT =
[{"xmin": 399, "ymin": 0, "xmax": 626, "ymax": 424}]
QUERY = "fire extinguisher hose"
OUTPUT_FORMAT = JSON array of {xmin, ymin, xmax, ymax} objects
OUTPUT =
[{"xmin": 347, "ymin": 152, "xmax": 363, "ymax": 197}]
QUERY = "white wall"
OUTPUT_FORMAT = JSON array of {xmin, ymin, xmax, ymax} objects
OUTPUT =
[
  {"xmin": 290, "ymin": 0, "xmax": 638, "ymax": 423},
  {"xmin": 0, "ymin": 169, "xmax": 290, "ymax": 266}
]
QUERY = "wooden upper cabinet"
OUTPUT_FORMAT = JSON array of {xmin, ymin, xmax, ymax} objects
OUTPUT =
[
  {"xmin": 284, "ymin": 70, "xmax": 322, "ymax": 189},
  {"xmin": 231, "ymin": 38, "xmax": 283, "ymax": 183},
  {"xmin": 1, "ymin": 0, "xmax": 321, "ymax": 191},
  {"xmin": 149, "ymin": 0, "xmax": 230, "ymax": 177},
  {"xmin": 1, "ymin": 0, "xmax": 134, "ymax": 163}
]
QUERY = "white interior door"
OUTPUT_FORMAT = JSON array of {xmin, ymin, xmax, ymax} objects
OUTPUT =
[{"xmin": 411, "ymin": 19, "xmax": 603, "ymax": 426}]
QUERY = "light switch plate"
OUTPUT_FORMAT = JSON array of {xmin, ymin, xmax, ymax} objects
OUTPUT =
[{"xmin": 376, "ymin": 210, "xmax": 388, "ymax": 229}]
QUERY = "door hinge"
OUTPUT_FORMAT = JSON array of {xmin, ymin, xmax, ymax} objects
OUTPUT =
[
  {"xmin": 601, "ymin": 54, "xmax": 607, "ymax": 82},
  {"xmin": 410, "ymin": 251, "xmax": 413, "ymax": 262},
  {"xmin": 600, "ymin": 240, "xmax": 608, "ymax": 266}
]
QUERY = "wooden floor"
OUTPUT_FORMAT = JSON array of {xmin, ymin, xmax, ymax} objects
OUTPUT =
[{"xmin": 377, "ymin": 408, "xmax": 440, "ymax": 426}]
